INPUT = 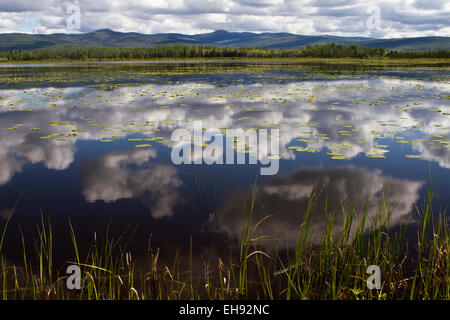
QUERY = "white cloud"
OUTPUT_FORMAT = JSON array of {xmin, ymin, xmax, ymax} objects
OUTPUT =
[{"xmin": 0, "ymin": 0, "xmax": 447, "ymax": 37}]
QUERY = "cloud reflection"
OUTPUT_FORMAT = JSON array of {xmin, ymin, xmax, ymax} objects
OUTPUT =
[
  {"xmin": 210, "ymin": 166, "xmax": 424, "ymax": 249},
  {"xmin": 78, "ymin": 149, "xmax": 182, "ymax": 219},
  {"xmin": 0, "ymin": 75, "xmax": 448, "ymax": 186}
]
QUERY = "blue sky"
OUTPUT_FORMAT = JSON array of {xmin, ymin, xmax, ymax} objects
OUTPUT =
[{"xmin": 0, "ymin": 0, "xmax": 449, "ymax": 38}]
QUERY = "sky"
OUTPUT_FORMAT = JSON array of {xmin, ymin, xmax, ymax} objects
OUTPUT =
[{"xmin": 0, "ymin": 0, "xmax": 449, "ymax": 38}]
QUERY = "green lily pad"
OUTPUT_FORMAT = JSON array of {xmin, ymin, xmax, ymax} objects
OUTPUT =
[
  {"xmin": 331, "ymin": 155, "xmax": 348, "ymax": 160},
  {"xmin": 405, "ymin": 155, "xmax": 422, "ymax": 159},
  {"xmin": 366, "ymin": 154, "xmax": 386, "ymax": 159},
  {"xmin": 135, "ymin": 144, "xmax": 152, "ymax": 148}
]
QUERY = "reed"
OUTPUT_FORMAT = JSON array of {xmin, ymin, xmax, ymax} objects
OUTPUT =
[{"xmin": 0, "ymin": 183, "xmax": 448, "ymax": 300}]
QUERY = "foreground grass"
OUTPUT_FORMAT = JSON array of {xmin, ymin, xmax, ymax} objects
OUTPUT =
[{"xmin": 0, "ymin": 185, "xmax": 448, "ymax": 300}]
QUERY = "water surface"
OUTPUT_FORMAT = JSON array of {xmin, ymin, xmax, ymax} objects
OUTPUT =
[{"xmin": 0, "ymin": 61, "xmax": 449, "ymax": 265}]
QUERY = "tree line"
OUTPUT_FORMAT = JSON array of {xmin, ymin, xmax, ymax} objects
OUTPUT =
[{"xmin": 0, "ymin": 43, "xmax": 449, "ymax": 61}]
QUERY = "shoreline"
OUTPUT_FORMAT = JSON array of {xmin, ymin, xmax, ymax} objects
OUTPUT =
[{"xmin": 0, "ymin": 57, "xmax": 449, "ymax": 66}]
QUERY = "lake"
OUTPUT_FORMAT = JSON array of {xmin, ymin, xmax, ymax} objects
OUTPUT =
[{"xmin": 0, "ymin": 61, "xmax": 449, "ymax": 269}]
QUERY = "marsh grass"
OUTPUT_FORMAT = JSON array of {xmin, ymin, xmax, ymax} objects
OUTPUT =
[{"xmin": 0, "ymin": 184, "xmax": 448, "ymax": 300}]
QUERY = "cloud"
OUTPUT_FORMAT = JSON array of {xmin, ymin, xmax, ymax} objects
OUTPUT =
[
  {"xmin": 238, "ymin": 0, "xmax": 284, "ymax": 8},
  {"xmin": 0, "ymin": 12, "xmax": 23, "ymax": 31},
  {"xmin": 0, "ymin": 0, "xmax": 53, "ymax": 12},
  {"xmin": 0, "ymin": 0, "xmax": 447, "ymax": 37},
  {"xmin": 414, "ymin": 0, "xmax": 446, "ymax": 10}
]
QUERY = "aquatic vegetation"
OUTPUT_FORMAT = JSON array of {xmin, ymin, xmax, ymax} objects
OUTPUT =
[
  {"xmin": 370, "ymin": 149, "xmax": 389, "ymax": 153},
  {"xmin": 330, "ymin": 155, "xmax": 349, "ymax": 160},
  {"xmin": 135, "ymin": 144, "xmax": 152, "ymax": 148},
  {"xmin": 40, "ymin": 133, "xmax": 66, "ymax": 139},
  {"xmin": 49, "ymin": 121, "xmax": 75, "ymax": 126},
  {"xmin": 366, "ymin": 154, "xmax": 387, "ymax": 159},
  {"xmin": 405, "ymin": 155, "xmax": 422, "ymax": 159},
  {"xmin": 289, "ymin": 146, "xmax": 320, "ymax": 153},
  {"xmin": 332, "ymin": 144, "xmax": 353, "ymax": 149}
]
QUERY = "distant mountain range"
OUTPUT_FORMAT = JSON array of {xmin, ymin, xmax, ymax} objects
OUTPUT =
[{"xmin": 1, "ymin": 29, "xmax": 449, "ymax": 51}]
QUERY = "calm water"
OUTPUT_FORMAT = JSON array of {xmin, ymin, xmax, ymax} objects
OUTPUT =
[{"xmin": 0, "ymin": 61, "xmax": 449, "ymax": 266}]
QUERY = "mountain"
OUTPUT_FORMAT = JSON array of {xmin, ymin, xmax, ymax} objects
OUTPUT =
[{"xmin": 0, "ymin": 29, "xmax": 449, "ymax": 51}]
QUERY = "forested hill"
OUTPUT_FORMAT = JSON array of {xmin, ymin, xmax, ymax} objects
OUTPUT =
[
  {"xmin": 2, "ymin": 44, "xmax": 449, "ymax": 61},
  {"xmin": 1, "ymin": 29, "xmax": 449, "ymax": 51}
]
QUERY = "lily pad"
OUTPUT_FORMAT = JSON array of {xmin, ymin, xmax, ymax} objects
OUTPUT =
[
  {"xmin": 366, "ymin": 154, "xmax": 386, "ymax": 159},
  {"xmin": 405, "ymin": 155, "xmax": 422, "ymax": 159},
  {"xmin": 135, "ymin": 144, "xmax": 152, "ymax": 148},
  {"xmin": 331, "ymin": 155, "xmax": 348, "ymax": 160}
]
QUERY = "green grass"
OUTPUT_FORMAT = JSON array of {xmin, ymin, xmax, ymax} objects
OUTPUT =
[{"xmin": 0, "ymin": 184, "xmax": 448, "ymax": 300}]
